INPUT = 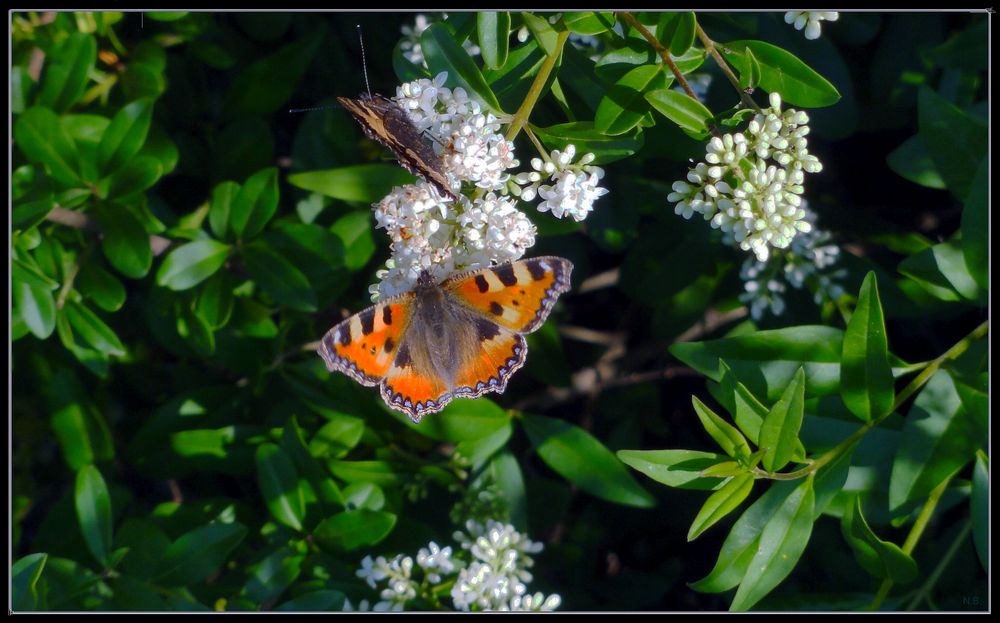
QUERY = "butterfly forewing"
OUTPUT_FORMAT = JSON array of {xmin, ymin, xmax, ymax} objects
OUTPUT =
[
  {"xmin": 337, "ymin": 94, "xmax": 457, "ymax": 201},
  {"xmin": 443, "ymin": 257, "xmax": 573, "ymax": 334},
  {"xmin": 318, "ymin": 295, "xmax": 414, "ymax": 386}
]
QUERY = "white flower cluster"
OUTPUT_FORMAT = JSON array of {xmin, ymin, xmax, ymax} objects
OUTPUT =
[
  {"xmin": 514, "ymin": 145, "xmax": 608, "ymax": 222},
  {"xmin": 668, "ymin": 92, "xmax": 822, "ymax": 262},
  {"xmin": 732, "ymin": 206, "xmax": 846, "ymax": 320},
  {"xmin": 367, "ymin": 73, "xmax": 609, "ymax": 300},
  {"xmin": 351, "ymin": 520, "xmax": 560, "ymax": 612},
  {"xmin": 784, "ymin": 11, "xmax": 839, "ymax": 40}
]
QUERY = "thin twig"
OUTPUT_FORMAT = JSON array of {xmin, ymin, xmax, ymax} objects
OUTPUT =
[
  {"xmin": 694, "ymin": 24, "xmax": 760, "ymax": 112},
  {"xmin": 618, "ymin": 12, "xmax": 700, "ymax": 102}
]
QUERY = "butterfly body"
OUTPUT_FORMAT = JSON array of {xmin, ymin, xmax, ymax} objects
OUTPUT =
[
  {"xmin": 319, "ymin": 257, "xmax": 573, "ymax": 421},
  {"xmin": 337, "ymin": 93, "xmax": 458, "ymax": 201}
]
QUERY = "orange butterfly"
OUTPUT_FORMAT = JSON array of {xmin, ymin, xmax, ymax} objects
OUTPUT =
[{"xmin": 318, "ymin": 257, "xmax": 573, "ymax": 421}]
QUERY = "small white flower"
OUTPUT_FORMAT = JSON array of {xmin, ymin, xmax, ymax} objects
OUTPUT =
[
  {"xmin": 784, "ymin": 11, "xmax": 839, "ymax": 40},
  {"xmin": 519, "ymin": 145, "xmax": 609, "ymax": 222}
]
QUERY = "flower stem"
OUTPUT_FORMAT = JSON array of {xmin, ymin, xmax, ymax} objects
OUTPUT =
[
  {"xmin": 694, "ymin": 23, "xmax": 760, "ymax": 112},
  {"xmin": 904, "ymin": 519, "xmax": 974, "ymax": 611},
  {"xmin": 504, "ymin": 29, "xmax": 570, "ymax": 143}
]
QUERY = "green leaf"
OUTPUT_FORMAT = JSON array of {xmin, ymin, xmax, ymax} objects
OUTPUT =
[
  {"xmin": 421, "ymin": 23, "xmax": 502, "ymax": 112},
  {"xmin": 898, "ymin": 237, "xmax": 984, "ymax": 303},
  {"xmin": 520, "ymin": 12, "xmax": 559, "ymax": 56},
  {"xmin": 49, "ymin": 371, "xmax": 114, "ymax": 470},
  {"xmin": 74, "ymin": 465, "xmax": 113, "ymax": 566},
  {"xmin": 563, "ymin": 12, "xmax": 616, "ymax": 35},
  {"xmin": 485, "ymin": 451, "xmax": 528, "ymax": 529},
  {"xmin": 328, "ymin": 460, "xmax": 401, "ymax": 487},
  {"xmin": 243, "ymin": 547, "xmax": 305, "ymax": 604},
  {"xmin": 759, "ymin": 367, "xmax": 806, "ymax": 472},
  {"xmin": 230, "ymin": 168, "xmax": 279, "ymax": 240},
  {"xmin": 534, "ymin": 121, "xmax": 643, "ymax": 164},
  {"xmin": 841, "ymin": 495, "xmax": 918, "ymax": 583},
  {"xmin": 617, "ymin": 449, "xmax": 728, "ymax": 491},
  {"xmin": 672, "ymin": 326, "xmax": 848, "ymax": 401},
  {"xmin": 721, "ymin": 40, "xmax": 840, "ymax": 107},
  {"xmin": 405, "ymin": 398, "xmax": 511, "ymax": 443},
  {"xmin": 522, "ymin": 414, "xmax": 655, "ymax": 508},
  {"xmin": 886, "ymin": 135, "xmax": 946, "ymax": 189},
  {"xmin": 308, "ymin": 413, "xmax": 366, "ymax": 460},
  {"xmin": 288, "ymin": 165, "xmax": 416, "ymax": 204},
  {"xmin": 280, "ymin": 416, "xmax": 344, "ymax": 510},
  {"xmin": 13, "ymin": 197, "xmax": 56, "ymax": 231},
  {"xmin": 96, "ymin": 205, "xmax": 153, "ymax": 279},
  {"xmin": 692, "ymin": 397, "xmax": 752, "ymax": 462},
  {"xmin": 37, "ymin": 33, "xmax": 97, "ymax": 113},
  {"xmin": 256, "ymin": 443, "xmax": 306, "ymax": 532},
  {"xmin": 313, "ymin": 510, "xmax": 397, "ymax": 551},
  {"xmin": 241, "ymin": 244, "xmax": 317, "ymax": 312},
  {"xmin": 12, "ymin": 553, "xmax": 47, "ymax": 611},
  {"xmin": 276, "ymin": 590, "xmax": 347, "ymax": 612},
  {"xmin": 154, "ymin": 522, "xmax": 248, "ymax": 587},
  {"xmin": 478, "ymin": 12, "xmax": 510, "ymax": 69},
  {"xmin": 841, "ymin": 273, "xmax": 895, "ymax": 422},
  {"xmin": 157, "ymin": 239, "xmax": 231, "ymax": 291},
  {"xmin": 14, "ymin": 107, "xmax": 81, "ymax": 186},
  {"xmin": 77, "ymin": 260, "xmax": 126, "ymax": 312},
  {"xmin": 65, "ymin": 300, "xmax": 126, "ymax": 357},
  {"xmin": 918, "ymin": 86, "xmax": 987, "ymax": 200},
  {"xmin": 342, "ymin": 482, "xmax": 385, "ymax": 511},
  {"xmin": 656, "ymin": 12, "xmax": 696, "ymax": 56},
  {"xmin": 13, "ymin": 268, "xmax": 57, "ymax": 339},
  {"xmin": 223, "ymin": 28, "xmax": 323, "ymax": 117},
  {"xmin": 960, "ymin": 159, "xmax": 987, "ymax": 290},
  {"xmin": 115, "ymin": 518, "xmax": 171, "ymax": 581},
  {"xmin": 455, "ymin": 424, "xmax": 513, "ymax": 469},
  {"xmin": 194, "ymin": 270, "xmax": 235, "ymax": 329},
  {"xmin": 209, "ymin": 181, "xmax": 240, "ymax": 241},
  {"xmin": 176, "ymin": 305, "xmax": 215, "ymax": 358},
  {"xmin": 595, "ymin": 64, "xmax": 669, "ymax": 136},
  {"xmin": 97, "ymin": 98, "xmax": 154, "ymax": 175},
  {"xmin": 688, "ymin": 473, "xmax": 755, "ymax": 541},
  {"xmin": 729, "ymin": 476, "xmax": 815, "ymax": 611},
  {"xmin": 330, "ymin": 210, "xmax": 376, "ymax": 271},
  {"xmin": 98, "ymin": 155, "xmax": 162, "ymax": 200},
  {"xmin": 889, "ymin": 370, "xmax": 980, "ymax": 511},
  {"xmin": 971, "ymin": 453, "xmax": 988, "ymax": 571},
  {"xmin": 645, "ymin": 88, "xmax": 713, "ymax": 136}
]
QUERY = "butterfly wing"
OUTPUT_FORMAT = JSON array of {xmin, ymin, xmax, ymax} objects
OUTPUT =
[
  {"xmin": 337, "ymin": 94, "xmax": 457, "ymax": 201},
  {"xmin": 379, "ymin": 338, "xmax": 455, "ymax": 421},
  {"xmin": 442, "ymin": 256, "xmax": 573, "ymax": 334},
  {"xmin": 318, "ymin": 294, "xmax": 414, "ymax": 386},
  {"xmin": 450, "ymin": 318, "xmax": 528, "ymax": 400}
]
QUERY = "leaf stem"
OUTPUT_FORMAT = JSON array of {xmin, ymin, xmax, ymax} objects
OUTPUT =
[
  {"xmin": 904, "ymin": 519, "xmax": 974, "ymax": 611},
  {"xmin": 617, "ymin": 12, "xmax": 700, "ymax": 102},
  {"xmin": 693, "ymin": 24, "xmax": 761, "ymax": 112}
]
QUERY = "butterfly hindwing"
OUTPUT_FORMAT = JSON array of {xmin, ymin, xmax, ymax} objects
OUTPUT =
[
  {"xmin": 318, "ymin": 295, "xmax": 413, "ymax": 386},
  {"xmin": 379, "ymin": 339, "xmax": 454, "ymax": 420},
  {"xmin": 452, "ymin": 319, "xmax": 528, "ymax": 400},
  {"xmin": 443, "ymin": 256, "xmax": 573, "ymax": 334},
  {"xmin": 337, "ymin": 93, "xmax": 457, "ymax": 201}
]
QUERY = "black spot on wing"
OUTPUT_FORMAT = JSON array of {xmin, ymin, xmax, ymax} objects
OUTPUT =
[
  {"xmin": 337, "ymin": 326, "xmax": 351, "ymax": 346},
  {"xmin": 395, "ymin": 343, "xmax": 412, "ymax": 367},
  {"xmin": 475, "ymin": 318, "xmax": 501, "ymax": 341},
  {"xmin": 474, "ymin": 274, "xmax": 490, "ymax": 293},
  {"xmin": 359, "ymin": 308, "xmax": 375, "ymax": 335},
  {"xmin": 382, "ymin": 305, "xmax": 393, "ymax": 326},
  {"xmin": 493, "ymin": 263, "xmax": 517, "ymax": 286},
  {"xmin": 525, "ymin": 258, "xmax": 546, "ymax": 281},
  {"xmin": 489, "ymin": 301, "xmax": 504, "ymax": 316},
  {"xmin": 384, "ymin": 336, "xmax": 395, "ymax": 353}
]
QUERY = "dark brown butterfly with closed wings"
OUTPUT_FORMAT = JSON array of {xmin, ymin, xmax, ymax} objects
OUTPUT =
[{"xmin": 337, "ymin": 93, "xmax": 458, "ymax": 201}]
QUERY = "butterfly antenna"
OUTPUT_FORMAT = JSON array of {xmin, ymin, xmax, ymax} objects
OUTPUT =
[
  {"xmin": 357, "ymin": 24, "xmax": 372, "ymax": 97},
  {"xmin": 288, "ymin": 104, "xmax": 340, "ymax": 114}
]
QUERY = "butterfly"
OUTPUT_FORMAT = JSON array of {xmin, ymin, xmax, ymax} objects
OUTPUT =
[
  {"xmin": 318, "ymin": 257, "xmax": 573, "ymax": 421},
  {"xmin": 337, "ymin": 93, "xmax": 458, "ymax": 201}
]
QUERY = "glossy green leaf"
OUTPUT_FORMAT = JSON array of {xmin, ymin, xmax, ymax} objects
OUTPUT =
[
  {"xmin": 918, "ymin": 86, "xmax": 987, "ymax": 200},
  {"xmin": 563, "ymin": 12, "xmax": 615, "ymax": 35},
  {"xmin": 478, "ymin": 12, "xmax": 510, "ymax": 69},
  {"xmin": 730, "ymin": 476, "xmax": 815, "ymax": 611},
  {"xmin": 688, "ymin": 473, "xmax": 755, "ymax": 541},
  {"xmin": 154, "ymin": 522, "xmax": 248, "ymax": 587},
  {"xmin": 156, "ymin": 240, "xmax": 231, "ymax": 291},
  {"xmin": 342, "ymin": 482, "xmax": 385, "ymax": 511},
  {"xmin": 421, "ymin": 23, "xmax": 502, "ymax": 112},
  {"xmin": 77, "ymin": 260, "xmax": 126, "ymax": 312},
  {"xmin": 522, "ymin": 414, "xmax": 655, "ymax": 508},
  {"xmin": 759, "ymin": 367, "xmax": 805, "ymax": 472},
  {"xmin": 328, "ymin": 460, "xmax": 401, "ymax": 487},
  {"xmin": 454, "ymin": 424, "xmax": 513, "ymax": 469},
  {"xmin": 13, "ymin": 198, "xmax": 56, "ymax": 232},
  {"xmin": 176, "ymin": 305, "xmax": 215, "ymax": 357},
  {"xmin": 330, "ymin": 210, "xmax": 376, "ymax": 271},
  {"xmin": 243, "ymin": 547, "xmax": 305, "ymax": 604},
  {"xmin": 841, "ymin": 273, "xmax": 895, "ymax": 422},
  {"xmin": 98, "ymin": 155, "xmax": 162, "ymax": 200},
  {"xmin": 841, "ymin": 495, "xmax": 918, "ymax": 583},
  {"xmin": 886, "ymin": 135, "xmax": 946, "ymax": 189},
  {"xmin": 595, "ymin": 64, "xmax": 669, "ymax": 136},
  {"xmin": 97, "ymin": 98, "xmax": 154, "ymax": 175},
  {"xmin": 972, "ymin": 452, "xmax": 988, "ymax": 571},
  {"xmin": 230, "ymin": 167, "xmax": 279, "ymax": 240},
  {"xmin": 121, "ymin": 61, "xmax": 166, "ymax": 100},
  {"xmin": 314, "ymin": 509, "xmax": 397, "ymax": 551},
  {"xmin": 96, "ymin": 205, "xmax": 153, "ymax": 279},
  {"xmin": 520, "ymin": 12, "xmax": 559, "ymax": 56},
  {"xmin": 898, "ymin": 237, "xmax": 984, "ymax": 304},
  {"xmin": 308, "ymin": 413, "xmax": 365, "ymax": 460},
  {"xmin": 280, "ymin": 416, "xmax": 344, "ymax": 510},
  {"xmin": 617, "ymin": 449, "xmax": 728, "ymax": 491},
  {"xmin": 657, "ymin": 12, "xmax": 696, "ymax": 56},
  {"xmin": 407, "ymin": 398, "xmax": 511, "ymax": 443},
  {"xmin": 288, "ymin": 165, "xmax": 416, "ymax": 203},
  {"xmin": 13, "ymin": 270, "xmax": 57, "ymax": 339},
  {"xmin": 194, "ymin": 270, "xmax": 235, "ymax": 329},
  {"xmin": 721, "ymin": 40, "xmax": 840, "ymax": 107},
  {"xmin": 645, "ymin": 88, "xmax": 713, "ymax": 136},
  {"xmin": 960, "ymin": 159, "xmax": 987, "ymax": 290},
  {"xmin": 209, "ymin": 181, "xmax": 240, "ymax": 241},
  {"xmin": 692, "ymin": 397, "xmax": 752, "ymax": 462},
  {"xmin": 889, "ymin": 370, "xmax": 980, "ymax": 511},
  {"xmin": 14, "ymin": 107, "xmax": 81, "ymax": 186},
  {"xmin": 672, "ymin": 326, "xmax": 847, "ymax": 401},
  {"xmin": 12, "ymin": 553, "xmax": 47, "ymax": 611},
  {"xmin": 241, "ymin": 244, "xmax": 316, "ymax": 312},
  {"xmin": 50, "ymin": 372, "xmax": 115, "ymax": 469},
  {"xmin": 256, "ymin": 443, "xmax": 305, "ymax": 532},
  {"xmin": 37, "ymin": 33, "xmax": 96, "ymax": 113},
  {"xmin": 65, "ymin": 300, "xmax": 126, "ymax": 357},
  {"xmin": 74, "ymin": 465, "xmax": 113, "ymax": 566},
  {"xmin": 534, "ymin": 121, "xmax": 643, "ymax": 164}
]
